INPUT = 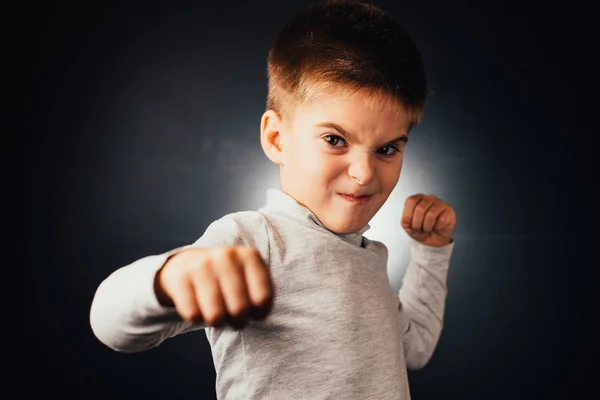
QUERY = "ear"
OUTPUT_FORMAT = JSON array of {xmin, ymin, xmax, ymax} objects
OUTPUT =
[{"xmin": 260, "ymin": 109, "xmax": 284, "ymax": 165}]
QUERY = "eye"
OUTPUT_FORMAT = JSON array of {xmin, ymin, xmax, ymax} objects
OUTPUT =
[
  {"xmin": 323, "ymin": 135, "xmax": 346, "ymax": 147},
  {"xmin": 376, "ymin": 145, "xmax": 401, "ymax": 156}
]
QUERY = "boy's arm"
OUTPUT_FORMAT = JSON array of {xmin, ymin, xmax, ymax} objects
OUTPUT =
[
  {"xmin": 398, "ymin": 238, "xmax": 454, "ymax": 370},
  {"xmin": 89, "ymin": 212, "xmax": 268, "ymax": 353},
  {"xmin": 89, "ymin": 246, "xmax": 200, "ymax": 353}
]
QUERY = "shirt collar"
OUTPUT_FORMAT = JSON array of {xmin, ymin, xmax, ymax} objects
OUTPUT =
[{"xmin": 260, "ymin": 188, "xmax": 370, "ymax": 247}]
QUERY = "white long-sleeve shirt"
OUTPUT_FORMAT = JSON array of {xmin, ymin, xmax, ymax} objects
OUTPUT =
[{"xmin": 90, "ymin": 188, "xmax": 454, "ymax": 399}]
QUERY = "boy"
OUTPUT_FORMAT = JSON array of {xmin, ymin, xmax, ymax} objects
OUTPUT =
[{"xmin": 90, "ymin": 1, "xmax": 457, "ymax": 399}]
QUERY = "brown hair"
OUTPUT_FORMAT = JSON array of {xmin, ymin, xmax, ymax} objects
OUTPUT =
[{"xmin": 266, "ymin": 0, "xmax": 428, "ymax": 129}]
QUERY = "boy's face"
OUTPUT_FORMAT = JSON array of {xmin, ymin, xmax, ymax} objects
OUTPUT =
[{"xmin": 263, "ymin": 89, "xmax": 412, "ymax": 235}]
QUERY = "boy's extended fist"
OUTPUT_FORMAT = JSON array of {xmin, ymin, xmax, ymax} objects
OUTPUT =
[
  {"xmin": 401, "ymin": 193, "xmax": 456, "ymax": 247},
  {"xmin": 155, "ymin": 246, "xmax": 274, "ymax": 330}
]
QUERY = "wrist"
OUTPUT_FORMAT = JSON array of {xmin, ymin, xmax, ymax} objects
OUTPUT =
[{"xmin": 154, "ymin": 258, "xmax": 176, "ymax": 307}]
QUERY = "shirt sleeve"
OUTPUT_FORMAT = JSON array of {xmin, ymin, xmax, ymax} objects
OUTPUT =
[
  {"xmin": 89, "ymin": 211, "xmax": 269, "ymax": 353},
  {"xmin": 398, "ymin": 238, "xmax": 455, "ymax": 370}
]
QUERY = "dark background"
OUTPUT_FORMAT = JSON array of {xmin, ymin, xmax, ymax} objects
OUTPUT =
[{"xmin": 24, "ymin": 0, "xmax": 595, "ymax": 399}]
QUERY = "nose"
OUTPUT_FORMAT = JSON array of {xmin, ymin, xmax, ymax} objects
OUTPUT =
[{"xmin": 348, "ymin": 153, "xmax": 375, "ymax": 186}]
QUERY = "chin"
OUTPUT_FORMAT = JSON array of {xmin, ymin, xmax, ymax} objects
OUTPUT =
[{"xmin": 327, "ymin": 220, "xmax": 365, "ymax": 235}]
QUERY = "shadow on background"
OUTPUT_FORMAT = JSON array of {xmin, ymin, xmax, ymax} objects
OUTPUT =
[{"xmin": 24, "ymin": 1, "xmax": 594, "ymax": 399}]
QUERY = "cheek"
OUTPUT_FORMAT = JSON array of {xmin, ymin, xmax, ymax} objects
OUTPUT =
[
  {"xmin": 315, "ymin": 151, "xmax": 347, "ymax": 179},
  {"xmin": 379, "ymin": 161, "xmax": 402, "ymax": 190},
  {"xmin": 294, "ymin": 140, "xmax": 339, "ymax": 171},
  {"xmin": 283, "ymin": 135, "xmax": 311, "ymax": 166}
]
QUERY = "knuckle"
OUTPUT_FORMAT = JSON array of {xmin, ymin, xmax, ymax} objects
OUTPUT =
[
  {"xmin": 240, "ymin": 246, "xmax": 259, "ymax": 259},
  {"xmin": 247, "ymin": 247, "xmax": 260, "ymax": 257},
  {"xmin": 415, "ymin": 202, "xmax": 428, "ymax": 212},
  {"xmin": 178, "ymin": 307, "xmax": 199, "ymax": 321},
  {"xmin": 211, "ymin": 248, "xmax": 237, "ymax": 272},
  {"xmin": 203, "ymin": 308, "xmax": 224, "ymax": 325},
  {"xmin": 190, "ymin": 254, "xmax": 211, "ymax": 272},
  {"xmin": 251, "ymin": 277, "xmax": 273, "ymax": 298},
  {"xmin": 234, "ymin": 246, "xmax": 249, "ymax": 257},
  {"xmin": 228, "ymin": 303, "xmax": 248, "ymax": 318},
  {"xmin": 220, "ymin": 268, "xmax": 243, "ymax": 285},
  {"xmin": 222, "ymin": 246, "xmax": 236, "ymax": 258},
  {"xmin": 253, "ymin": 291, "xmax": 272, "ymax": 306}
]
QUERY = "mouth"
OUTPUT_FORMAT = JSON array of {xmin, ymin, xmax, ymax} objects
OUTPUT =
[{"xmin": 338, "ymin": 193, "xmax": 373, "ymax": 205}]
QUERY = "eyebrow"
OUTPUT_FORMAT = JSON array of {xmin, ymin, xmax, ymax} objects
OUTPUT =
[{"xmin": 316, "ymin": 122, "xmax": 408, "ymax": 146}]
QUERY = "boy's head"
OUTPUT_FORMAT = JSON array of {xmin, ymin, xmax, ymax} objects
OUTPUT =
[{"xmin": 260, "ymin": 0, "xmax": 427, "ymax": 235}]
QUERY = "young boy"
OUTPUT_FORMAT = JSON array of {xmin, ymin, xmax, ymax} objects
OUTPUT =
[{"xmin": 90, "ymin": 1, "xmax": 457, "ymax": 398}]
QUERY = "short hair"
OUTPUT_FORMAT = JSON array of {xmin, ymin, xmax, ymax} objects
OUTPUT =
[{"xmin": 266, "ymin": 0, "xmax": 428, "ymax": 129}]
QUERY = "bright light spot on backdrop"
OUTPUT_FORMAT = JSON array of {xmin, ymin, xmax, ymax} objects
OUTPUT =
[{"xmin": 366, "ymin": 155, "xmax": 440, "ymax": 292}]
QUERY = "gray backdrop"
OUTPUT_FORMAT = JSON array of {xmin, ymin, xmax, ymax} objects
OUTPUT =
[{"xmin": 25, "ymin": 1, "xmax": 595, "ymax": 399}]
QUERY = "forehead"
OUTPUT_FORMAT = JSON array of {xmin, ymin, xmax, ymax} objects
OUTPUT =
[{"xmin": 290, "ymin": 88, "xmax": 411, "ymax": 134}]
